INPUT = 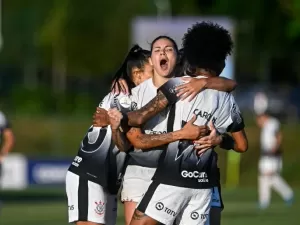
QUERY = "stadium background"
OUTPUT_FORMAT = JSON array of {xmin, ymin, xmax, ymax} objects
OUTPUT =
[{"xmin": 1, "ymin": 0, "xmax": 300, "ymax": 224}]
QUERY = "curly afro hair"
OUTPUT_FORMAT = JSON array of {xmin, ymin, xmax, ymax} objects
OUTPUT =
[{"xmin": 182, "ymin": 21, "xmax": 233, "ymax": 75}]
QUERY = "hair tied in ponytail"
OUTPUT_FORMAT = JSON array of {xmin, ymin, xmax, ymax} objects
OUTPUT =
[{"xmin": 130, "ymin": 44, "xmax": 142, "ymax": 53}]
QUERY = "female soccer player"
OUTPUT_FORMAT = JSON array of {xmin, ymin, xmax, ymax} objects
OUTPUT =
[
  {"xmin": 106, "ymin": 35, "xmax": 239, "ymax": 225},
  {"xmin": 65, "ymin": 45, "xmax": 153, "ymax": 225}
]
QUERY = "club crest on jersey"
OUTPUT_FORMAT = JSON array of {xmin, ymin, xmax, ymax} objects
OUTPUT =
[
  {"xmin": 94, "ymin": 201, "xmax": 105, "ymax": 216},
  {"xmin": 118, "ymin": 96, "xmax": 132, "ymax": 108},
  {"xmin": 111, "ymin": 95, "xmax": 137, "ymax": 111}
]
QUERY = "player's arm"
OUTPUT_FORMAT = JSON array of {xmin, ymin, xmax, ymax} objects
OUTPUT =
[
  {"xmin": 94, "ymin": 77, "xmax": 198, "ymax": 128},
  {"xmin": 193, "ymin": 120, "xmax": 247, "ymax": 154},
  {"xmin": 222, "ymin": 99, "xmax": 248, "ymax": 153},
  {"xmin": 194, "ymin": 128, "xmax": 247, "ymax": 153},
  {"xmin": 124, "ymin": 76, "xmax": 237, "ymax": 126},
  {"xmin": 195, "ymin": 93, "xmax": 248, "ymax": 153},
  {"xmin": 220, "ymin": 94, "xmax": 248, "ymax": 152},
  {"xmin": 92, "ymin": 94, "xmax": 114, "ymax": 128},
  {"xmin": 175, "ymin": 76, "xmax": 237, "ymax": 101},
  {"xmin": 107, "ymin": 108, "xmax": 132, "ymax": 152},
  {"xmin": 219, "ymin": 130, "xmax": 248, "ymax": 153},
  {"xmin": 0, "ymin": 118, "xmax": 15, "ymax": 162},
  {"xmin": 111, "ymin": 129, "xmax": 132, "ymax": 152},
  {"xmin": 93, "ymin": 90, "xmax": 169, "ymax": 128},
  {"xmin": 126, "ymin": 115, "xmax": 209, "ymax": 150}
]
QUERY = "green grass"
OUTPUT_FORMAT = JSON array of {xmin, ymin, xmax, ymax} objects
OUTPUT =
[{"xmin": 1, "ymin": 188, "xmax": 298, "ymax": 225}]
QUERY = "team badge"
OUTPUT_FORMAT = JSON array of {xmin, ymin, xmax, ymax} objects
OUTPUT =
[{"xmin": 94, "ymin": 201, "xmax": 105, "ymax": 215}]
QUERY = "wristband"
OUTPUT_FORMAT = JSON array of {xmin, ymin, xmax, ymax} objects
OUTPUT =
[
  {"xmin": 157, "ymin": 78, "xmax": 184, "ymax": 105},
  {"xmin": 219, "ymin": 133, "xmax": 235, "ymax": 150}
]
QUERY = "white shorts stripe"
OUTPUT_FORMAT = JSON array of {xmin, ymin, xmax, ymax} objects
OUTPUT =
[{"xmin": 65, "ymin": 171, "xmax": 117, "ymax": 224}]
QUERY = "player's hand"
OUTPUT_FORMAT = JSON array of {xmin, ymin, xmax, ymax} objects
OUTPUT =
[
  {"xmin": 175, "ymin": 77, "xmax": 208, "ymax": 102},
  {"xmin": 93, "ymin": 107, "xmax": 110, "ymax": 127},
  {"xmin": 193, "ymin": 121, "xmax": 222, "ymax": 155},
  {"xmin": 181, "ymin": 115, "xmax": 209, "ymax": 140},
  {"xmin": 107, "ymin": 108, "xmax": 123, "ymax": 130},
  {"xmin": 111, "ymin": 78, "xmax": 129, "ymax": 95}
]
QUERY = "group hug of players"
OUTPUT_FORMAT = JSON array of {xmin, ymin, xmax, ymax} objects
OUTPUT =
[{"xmin": 65, "ymin": 21, "xmax": 248, "ymax": 225}]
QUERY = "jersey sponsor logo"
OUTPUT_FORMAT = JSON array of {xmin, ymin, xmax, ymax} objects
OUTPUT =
[
  {"xmin": 94, "ymin": 201, "xmax": 105, "ymax": 216},
  {"xmin": 193, "ymin": 109, "xmax": 217, "ymax": 123},
  {"xmin": 168, "ymin": 87, "xmax": 176, "ymax": 94},
  {"xmin": 155, "ymin": 202, "xmax": 164, "ymax": 210},
  {"xmin": 71, "ymin": 156, "xmax": 82, "ymax": 167},
  {"xmin": 190, "ymin": 212, "xmax": 209, "ymax": 220},
  {"xmin": 155, "ymin": 202, "xmax": 176, "ymax": 217},
  {"xmin": 181, "ymin": 170, "xmax": 209, "ymax": 183},
  {"xmin": 147, "ymin": 130, "xmax": 167, "ymax": 135},
  {"xmin": 165, "ymin": 78, "xmax": 184, "ymax": 94},
  {"xmin": 201, "ymin": 214, "xmax": 209, "ymax": 220},
  {"xmin": 190, "ymin": 212, "xmax": 199, "ymax": 220}
]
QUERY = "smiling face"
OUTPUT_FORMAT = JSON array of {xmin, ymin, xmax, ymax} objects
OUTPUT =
[{"xmin": 150, "ymin": 38, "xmax": 177, "ymax": 78}]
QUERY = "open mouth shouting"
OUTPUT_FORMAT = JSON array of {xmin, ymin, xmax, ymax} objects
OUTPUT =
[{"xmin": 160, "ymin": 58, "xmax": 169, "ymax": 71}]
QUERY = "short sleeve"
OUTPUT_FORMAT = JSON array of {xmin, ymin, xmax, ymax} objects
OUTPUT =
[
  {"xmin": 0, "ymin": 111, "xmax": 9, "ymax": 129},
  {"xmin": 215, "ymin": 93, "xmax": 245, "ymax": 134},
  {"xmin": 98, "ymin": 93, "xmax": 114, "ymax": 110},
  {"xmin": 129, "ymin": 85, "xmax": 140, "ymax": 110}
]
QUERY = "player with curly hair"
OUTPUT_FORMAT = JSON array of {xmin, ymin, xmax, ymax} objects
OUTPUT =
[{"xmin": 124, "ymin": 22, "xmax": 248, "ymax": 225}]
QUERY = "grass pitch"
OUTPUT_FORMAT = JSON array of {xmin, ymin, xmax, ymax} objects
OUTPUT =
[{"xmin": 1, "ymin": 188, "xmax": 298, "ymax": 225}]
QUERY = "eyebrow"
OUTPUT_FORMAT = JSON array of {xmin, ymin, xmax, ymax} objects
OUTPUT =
[{"xmin": 153, "ymin": 45, "xmax": 173, "ymax": 49}]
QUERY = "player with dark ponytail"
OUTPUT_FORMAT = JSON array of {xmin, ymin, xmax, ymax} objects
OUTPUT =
[
  {"xmin": 65, "ymin": 45, "xmax": 153, "ymax": 225},
  {"xmin": 111, "ymin": 45, "xmax": 152, "ymax": 95}
]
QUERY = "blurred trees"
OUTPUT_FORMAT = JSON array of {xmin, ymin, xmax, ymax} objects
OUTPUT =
[{"xmin": 1, "ymin": 0, "xmax": 300, "ymax": 114}]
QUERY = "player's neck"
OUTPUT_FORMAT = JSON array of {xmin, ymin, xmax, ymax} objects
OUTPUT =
[
  {"xmin": 152, "ymin": 74, "xmax": 171, "ymax": 88},
  {"xmin": 194, "ymin": 68, "xmax": 216, "ymax": 77}
]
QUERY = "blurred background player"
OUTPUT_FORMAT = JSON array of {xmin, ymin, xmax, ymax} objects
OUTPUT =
[
  {"xmin": 256, "ymin": 112, "xmax": 294, "ymax": 209},
  {"xmin": 0, "ymin": 110, "xmax": 15, "ymax": 209}
]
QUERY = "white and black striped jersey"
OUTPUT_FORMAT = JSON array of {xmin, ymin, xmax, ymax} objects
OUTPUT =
[
  {"xmin": 153, "ymin": 77, "xmax": 245, "ymax": 189},
  {"xmin": 127, "ymin": 78, "xmax": 171, "ymax": 168},
  {"xmin": 68, "ymin": 93, "xmax": 136, "ymax": 193}
]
